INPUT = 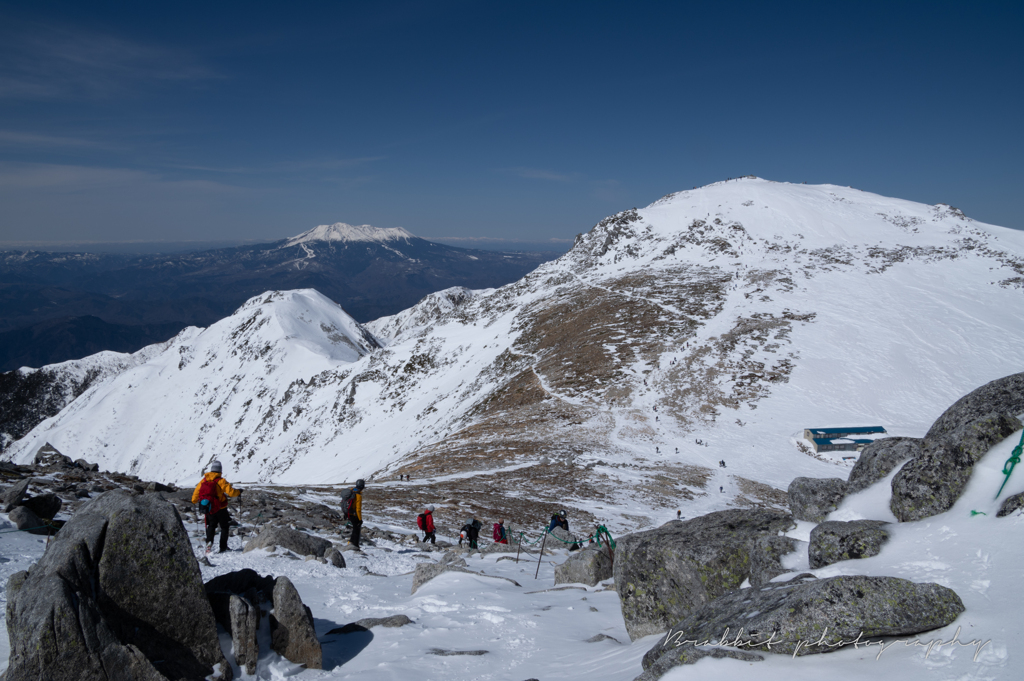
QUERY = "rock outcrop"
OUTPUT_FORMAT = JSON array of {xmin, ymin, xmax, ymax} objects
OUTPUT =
[
  {"xmin": 4, "ymin": 489, "xmax": 230, "ymax": 681},
  {"xmin": 229, "ymin": 591, "xmax": 261, "ymax": 676},
  {"xmin": 640, "ymin": 574, "xmax": 964, "ymax": 678},
  {"xmin": 324, "ymin": 546, "xmax": 347, "ymax": 567},
  {"xmin": 613, "ymin": 509, "xmax": 794, "ymax": 640},
  {"xmin": 270, "ymin": 576, "xmax": 322, "ymax": 669},
  {"xmin": 808, "ymin": 520, "xmax": 889, "ymax": 568},
  {"xmin": 1, "ymin": 477, "xmax": 30, "ymax": 512},
  {"xmin": 891, "ymin": 373, "xmax": 1024, "ymax": 522},
  {"xmin": 20, "ymin": 492, "xmax": 62, "ymax": 519},
  {"xmin": 7, "ymin": 505, "xmax": 44, "ymax": 533},
  {"xmin": 846, "ymin": 437, "xmax": 923, "ymax": 494},
  {"xmin": 554, "ymin": 545, "xmax": 613, "ymax": 586},
  {"xmin": 748, "ymin": 534, "xmax": 798, "ymax": 587},
  {"xmin": 327, "ymin": 614, "xmax": 414, "ymax": 634},
  {"xmin": 635, "ymin": 644, "xmax": 763, "ymax": 681},
  {"xmin": 997, "ymin": 491, "xmax": 1024, "ymax": 517},
  {"xmin": 787, "ymin": 477, "xmax": 848, "ymax": 522},
  {"xmin": 243, "ymin": 525, "xmax": 332, "ymax": 558}
]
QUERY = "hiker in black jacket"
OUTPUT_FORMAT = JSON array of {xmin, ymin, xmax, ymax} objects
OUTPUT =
[{"xmin": 459, "ymin": 516, "xmax": 483, "ymax": 549}]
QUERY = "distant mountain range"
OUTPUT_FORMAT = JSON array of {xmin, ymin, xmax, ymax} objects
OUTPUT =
[{"xmin": 0, "ymin": 223, "xmax": 556, "ymax": 371}]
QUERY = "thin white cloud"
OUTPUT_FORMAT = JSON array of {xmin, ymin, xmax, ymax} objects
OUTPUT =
[
  {"xmin": 0, "ymin": 129, "xmax": 113, "ymax": 149},
  {"xmin": 0, "ymin": 18, "xmax": 219, "ymax": 101},
  {"xmin": 0, "ymin": 161, "xmax": 245, "ymax": 194},
  {"xmin": 166, "ymin": 156, "xmax": 387, "ymax": 175},
  {"xmin": 504, "ymin": 167, "xmax": 580, "ymax": 183}
]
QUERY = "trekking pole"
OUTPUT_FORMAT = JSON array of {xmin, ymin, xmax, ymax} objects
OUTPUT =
[{"xmin": 534, "ymin": 530, "xmax": 548, "ymax": 579}]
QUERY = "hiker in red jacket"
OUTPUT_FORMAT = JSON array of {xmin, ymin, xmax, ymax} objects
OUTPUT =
[
  {"xmin": 417, "ymin": 504, "xmax": 436, "ymax": 544},
  {"xmin": 191, "ymin": 460, "xmax": 242, "ymax": 553},
  {"xmin": 493, "ymin": 518, "xmax": 508, "ymax": 544}
]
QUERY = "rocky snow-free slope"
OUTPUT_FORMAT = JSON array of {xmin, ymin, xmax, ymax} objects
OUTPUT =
[{"xmin": 6, "ymin": 178, "xmax": 1024, "ymax": 534}]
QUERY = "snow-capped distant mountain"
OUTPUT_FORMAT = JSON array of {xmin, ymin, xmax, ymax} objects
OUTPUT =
[
  {"xmin": 7, "ymin": 179, "xmax": 1024, "ymax": 527},
  {"xmin": 281, "ymin": 222, "xmax": 415, "ymax": 247},
  {"xmin": 0, "ymin": 225, "xmax": 554, "ymax": 370}
]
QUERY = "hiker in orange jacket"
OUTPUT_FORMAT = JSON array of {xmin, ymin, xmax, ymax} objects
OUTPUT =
[{"xmin": 192, "ymin": 460, "xmax": 242, "ymax": 553}]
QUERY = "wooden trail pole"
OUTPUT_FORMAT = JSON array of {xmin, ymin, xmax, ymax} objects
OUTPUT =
[{"xmin": 534, "ymin": 531, "xmax": 548, "ymax": 579}]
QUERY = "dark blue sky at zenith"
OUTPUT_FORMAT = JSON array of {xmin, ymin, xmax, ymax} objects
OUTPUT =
[{"xmin": 0, "ymin": 0, "xmax": 1021, "ymax": 249}]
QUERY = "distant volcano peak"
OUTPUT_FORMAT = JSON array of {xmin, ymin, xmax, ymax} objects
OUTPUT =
[{"xmin": 282, "ymin": 222, "xmax": 415, "ymax": 248}]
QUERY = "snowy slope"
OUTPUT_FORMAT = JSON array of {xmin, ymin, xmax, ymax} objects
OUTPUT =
[
  {"xmin": 365, "ymin": 286, "xmax": 486, "ymax": 345},
  {"xmin": 6, "ymin": 179, "xmax": 1024, "ymax": 525}
]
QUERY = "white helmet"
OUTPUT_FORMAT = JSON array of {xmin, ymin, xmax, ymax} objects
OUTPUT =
[{"xmin": 426, "ymin": 504, "xmax": 435, "ymax": 512}]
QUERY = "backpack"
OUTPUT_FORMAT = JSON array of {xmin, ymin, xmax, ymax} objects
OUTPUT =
[
  {"xmin": 493, "ymin": 523, "xmax": 505, "ymax": 542},
  {"xmin": 417, "ymin": 513, "xmax": 427, "ymax": 531},
  {"xmin": 197, "ymin": 477, "xmax": 219, "ymax": 516},
  {"xmin": 341, "ymin": 487, "xmax": 358, "ymax": 520}
]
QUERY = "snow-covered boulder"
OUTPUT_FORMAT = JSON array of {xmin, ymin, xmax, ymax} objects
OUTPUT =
[
  {"xmin": 243, "ymin": 525, "xmax": 332, "ymax": 558},
  {"xmin": 641, "ymin": 574, "xmax": 964, "ymax": 676},
  {"xmin": 846, "ymin": 437, "xmax": 922, "ymax": 494},
  {"xmin": 787, "ymin": 477, "xmax": 847, "ymax": 522},
  {"xmin": 808, "ymin": 519, "xmax": 890, "ymax": 568},
  {"xmin": 554, "ymin": 545, "xmax": 613, "ymax": 586}
]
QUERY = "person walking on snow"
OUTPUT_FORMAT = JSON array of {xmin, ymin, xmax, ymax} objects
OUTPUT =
[
  {"xmin": 192, "ymin": 460, "xmax": 242, "ymax": 553},
  {"xmin": 493, "ymin": 518, "xmax": 508, "ymax": 544},
  {"xmin": 549, "ymin": 510, "xmax": 580, "ymax": 551},
  {"xmin": 417, "ymin": 504, "xmax": 436, "ymax": 544},
  {"xmin": 343, "ymin": 479, "xmax": 365, "ymax": 550},
  {"xmin": 459, "ymin": 517, "xmax": 482, "ymax": 549}
]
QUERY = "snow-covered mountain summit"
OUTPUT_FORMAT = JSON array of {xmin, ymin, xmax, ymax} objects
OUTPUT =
[
  {"xmin": 281, "ymin": 222, "xmax": 415, "ymax": 248},
  {"xmin": 7, "ymin": 179, "xmax": 1024, "ymax": 525}
]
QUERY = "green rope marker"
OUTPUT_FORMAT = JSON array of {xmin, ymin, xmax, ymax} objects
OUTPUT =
[
  {"xmin": 970, "ymin": 510, "xmax": 987, "ymax": 517},
  {"xmin": 593, "ymin": 525, "xmax": 616, "ymax": 550},
  {"xmin": 994, "ymin": 430, "xmax": 1024, "ymax": 500}
]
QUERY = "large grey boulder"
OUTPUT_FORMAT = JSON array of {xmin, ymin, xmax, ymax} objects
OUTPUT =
[
  {"xmin": 847, "ymin": 437, "xmax": 923, "ymax": 494},
  {"xmin": 808, "ymin": 520, "xmax": 889, "ymax": 569},
  {"xmin": 411, "ymin": 553, "xmax": 470, "ymax": 594},
  {"xmin": 554, "ymin": 545, "xmax": 613, "ymax": 586},
  {"xmin": 21, "ymin": 492, "xmax": 62, "ymax": 520},
  {"xmin": 997, "ymin": 491, "xmax": 1024, "ymax": 517},
  {"xmin": 641, "ymin": 574, "xmax": 964, "ymax": 676},
  {"xmin": 244, "ymin": 525, "xmax": 332, "ymax": 558},
  {"xmin": 270, "ymin": 576, "xmax": 322, "ymax": 669},
  {"xmin": 230, "ymin": 591, "xmax": 261, "ymax": 676},
  {"xmin": 324, "ymin": 546, "xmax": 347, "ymax": 567},
  {"xmin": 4, "ymin": 489, "xmax": 230, "ymax": 681},
  {"xmin": 892, "ymin": 414, "xmax": 1021, "ymax": 522},
  {"xmin": 788, "ymin": 477, "xmax": 848, "ymax": 522},
  {"xmin": 410, "ymin": 553, "xmax": 522, "ymax": 594},
  {"xmin": 613, "ymin": 509, "xmax": 794, "ymax": 641},
  {"xmin": 1, "ymin": 478, "xmax": 30, "ymax": 512},
  {"xmin": 748, "ymin": 534, "xmax": 798, "ymax": 587},
  {"xmin": 548, "ymin": 525, "xmax": 576, "ymax": 547},
  {"xmin": 205, "ymin": 568, "xmax": 276, "ymax": 601},
  {"xmin": 891, "ymin": 373, "xmax": 1024, "ymax": 522},
  {"xmin": 925, "ymin": 372, "xmax": 1024, "ymax": 443},
  {"xmin": 7, "ymin": 505, "xmax": 44, "ymax": 533}
]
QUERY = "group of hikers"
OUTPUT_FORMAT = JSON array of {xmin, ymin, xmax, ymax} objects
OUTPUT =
[
  {"xmin": 191, "ymin": 461, "xmax": 581, "ymax": 554},
  {"xmin": 415, "ymin": 506, "xmax": 511, "ymax": 550}
]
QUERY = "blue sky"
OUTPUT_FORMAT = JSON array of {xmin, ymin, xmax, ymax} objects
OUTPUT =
[{"xmin": 0, "ymin": 1, "xmax": 1021, "ymax": 246}]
